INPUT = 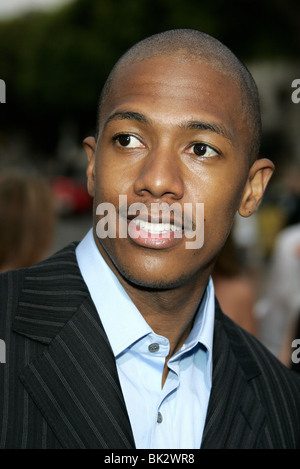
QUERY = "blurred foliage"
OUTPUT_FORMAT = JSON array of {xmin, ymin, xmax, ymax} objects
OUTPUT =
[{"xmin": 0, "ymin": 0, "xmax": 299, "ymax": 157}]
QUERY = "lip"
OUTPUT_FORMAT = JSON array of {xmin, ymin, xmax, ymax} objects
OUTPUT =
[
  {"xmin": 127, "ymin": 217, "xmax": 184, "ymax": 249},
  {"xmin": 126, "ymin": 211, "xmax": 182, "ymax": 226}
]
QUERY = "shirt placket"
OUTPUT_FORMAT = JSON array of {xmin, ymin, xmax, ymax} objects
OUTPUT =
[{"xmin": 147, "ymin": 337, "xmax": 182, "ymax": 448}]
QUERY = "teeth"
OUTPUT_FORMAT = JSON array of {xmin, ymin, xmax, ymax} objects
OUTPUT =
[{"xmin": 133, "ymin": 219, "xmax": 181, "ymax": 233}]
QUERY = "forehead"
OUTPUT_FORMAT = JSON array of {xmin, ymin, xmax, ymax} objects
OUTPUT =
[{"xmin": 99, "ymin": 55, "xmax": 245, "ymax": 140}]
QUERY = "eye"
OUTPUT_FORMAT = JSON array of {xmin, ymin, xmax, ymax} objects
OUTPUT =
[
  {"xmin": 114, "ymin": 134, "xmax": 145, "ymax": 149},
  {"xmin": 189, "ymin": 143, "xmax": 219, "ymax": 158}
]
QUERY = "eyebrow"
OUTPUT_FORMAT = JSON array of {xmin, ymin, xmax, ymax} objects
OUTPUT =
[
  {"xmin": 103, "ymin": 110, "xmax": 234, "ymax": 145},
  {"xmin": 182, "ymin": 120, "xmax": 234, "ymax": 145},
  {"xmin": 103, "ymin": 110, "xmax": 149, "ymax": 129}
]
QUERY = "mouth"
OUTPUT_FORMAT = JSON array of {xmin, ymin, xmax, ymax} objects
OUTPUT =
[
  {"xmin": 131, "ymin": 218, "xmax": 182, "ymax": 235},
  {"xmin": 126, "ymin": 216, "xmax": 184, "ymax": 249}
]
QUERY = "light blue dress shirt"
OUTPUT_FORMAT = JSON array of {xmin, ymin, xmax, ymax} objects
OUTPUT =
[{"xmin": 76, "ymin": 229, "xmax": 215, "ymax": 449}]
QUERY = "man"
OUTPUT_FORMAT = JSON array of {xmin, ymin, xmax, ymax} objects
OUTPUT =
[{"xmin": 1, "ymin": 29, "xmax": 299, "ymax": 449}]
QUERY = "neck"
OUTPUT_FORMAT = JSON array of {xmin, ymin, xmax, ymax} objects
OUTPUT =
[
  {"xmin": 110, "ymin": 259, "xmax": 209, "ymax": 358},
  {"xmin": 133, "ymin": 282, "xmax": 205, "ymax": 326},
  {"xmin": 127, "ymin": 281, "xmax": 209, "ymax": 387}
]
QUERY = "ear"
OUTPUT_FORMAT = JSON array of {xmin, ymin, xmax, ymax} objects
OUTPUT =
[
  {"xmin": 238, "ymin": 158, "xmax": 274, "ymax": 217},
  {"xmin": 83, "ymin": 136, "xmax": 96, "ymax": 197}
]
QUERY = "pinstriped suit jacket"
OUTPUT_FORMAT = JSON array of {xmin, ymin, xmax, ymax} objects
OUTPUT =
[{"xmin": 1, "ymin": 242, "xmax": 300, "ymax": 449}]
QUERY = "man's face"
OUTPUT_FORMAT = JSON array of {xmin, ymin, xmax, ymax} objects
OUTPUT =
[{"xmin": 85, "ymin": 55, "xmax": 264, "ymax": 290}]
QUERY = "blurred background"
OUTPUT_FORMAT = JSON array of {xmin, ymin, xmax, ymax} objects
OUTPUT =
[{"xmin": 0, "ymin": 0, "xmax": 299, "ymax": 365}]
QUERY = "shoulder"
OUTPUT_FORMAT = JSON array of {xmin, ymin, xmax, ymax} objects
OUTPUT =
[
  {"xmin": 218, "ymin": 306, "xmax": 300, "ymax": 445},
  {"xmin": 220, "ymin": 305, "xmax": 300, "ymax": 386},
  {"xmin": 0, "ymin": 241, "xmax": 79, "ymax": 282},
  {"xmin": 0, "ymin": 242, "xmax": 81, "ymax": 322}
]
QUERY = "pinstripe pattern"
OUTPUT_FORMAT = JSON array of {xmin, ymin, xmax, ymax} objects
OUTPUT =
[
  {"xmin": 1, "ymin": 243, "xmax": 300, "ymax": 448},
  {"xmin": 202, "ymin": 313, "xmax": 264, "ymax": 448},
  {"xmin": 202, "ymin": 308, "xmax": 300, "ymax": 448}
]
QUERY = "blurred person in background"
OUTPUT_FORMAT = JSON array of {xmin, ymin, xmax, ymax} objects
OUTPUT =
[
  {"xmin": 256, "ymin": 165, "xmax": 300, "ymax": 360},
  {"xmin": 257, "ymin": 222, "xmax": 300, "ymax": 360},
  {"xmin": 0, "ymin": 169, "xmax": 56, "ymax": 273},
  {"xmin": 212, "ymin": 232, "xmax": 257, "ymax": 335}
]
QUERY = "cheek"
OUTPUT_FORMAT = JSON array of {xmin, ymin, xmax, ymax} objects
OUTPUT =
[
  {"xmin": 94, "ymin": 154, "xmax": 135, "ymax": 205},
  {"xmin": 198, "ymin": 176, "xmax": 246, "ymax": 243}
]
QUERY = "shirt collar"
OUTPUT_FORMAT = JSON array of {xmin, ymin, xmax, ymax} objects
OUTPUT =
[
  {"xmin": 76, "ymin": 228, "xmax": 215, "ymax": 361},
  {"xmin": 185, "ymin": 276, "xmax": 215, "ymax": 355}
]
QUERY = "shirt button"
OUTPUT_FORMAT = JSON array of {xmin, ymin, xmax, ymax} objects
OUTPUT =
[
  {"xmin": 148, "ymin": 343, "xmax": 160, "ymax": 353},
  {"xmin": 157, "ymin": 412, "xmax": 163, "ymax": 423}
]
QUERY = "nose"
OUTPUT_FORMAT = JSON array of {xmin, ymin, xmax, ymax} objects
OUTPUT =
[{"xmin": 133, "ymin": 145, "xmax": 184, "ymax": 201}]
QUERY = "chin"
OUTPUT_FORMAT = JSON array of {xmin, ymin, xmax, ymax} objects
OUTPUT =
[
  {"xmin": 98, "ymin": 238, "xmax": 201, "ymax": 291},
  {"xmin": 116, "ymin": 262, "xmax": 193, "ymax": 291}
]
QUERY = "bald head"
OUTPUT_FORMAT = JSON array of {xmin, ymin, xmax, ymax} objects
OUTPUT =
[{"xmin": 97, "ymin": 29, "xmax": 262, "ymax": 162}]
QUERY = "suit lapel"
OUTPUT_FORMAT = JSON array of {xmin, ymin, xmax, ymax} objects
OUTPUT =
[
  {"xmin": 201, "ymin": 304, "xmax": 266, "ymax": 449},
  {"xmin": 13, "ymin": 243, "xmax": 135, "ymax": 449}
]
